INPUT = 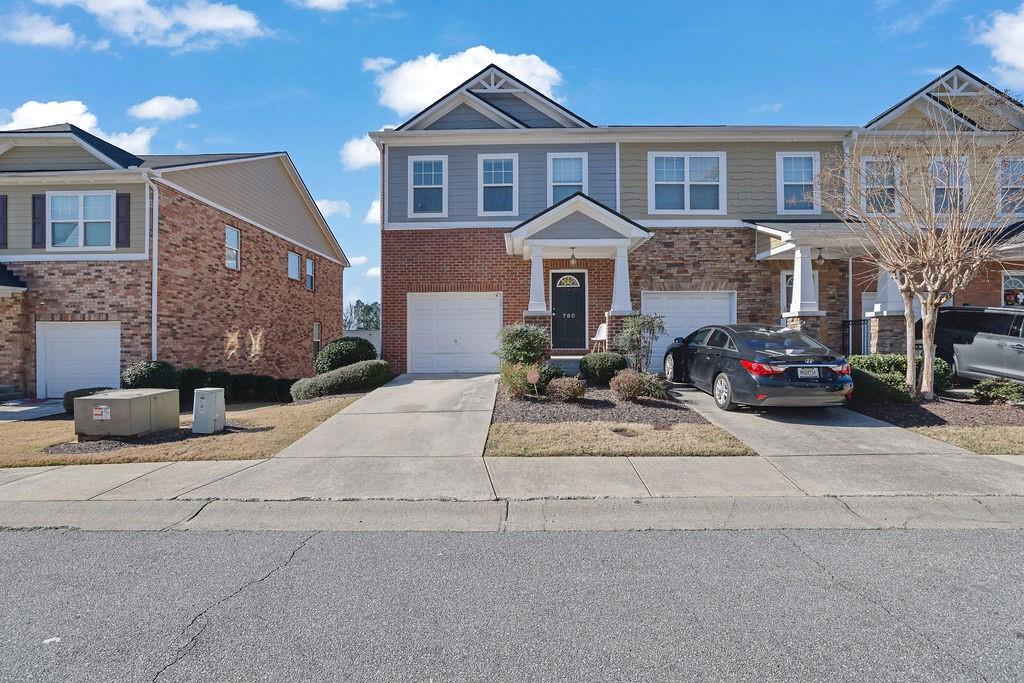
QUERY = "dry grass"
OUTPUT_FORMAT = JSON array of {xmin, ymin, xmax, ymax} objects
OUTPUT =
[
  {"xmin": 910, "ymin": 426, "xmax": 1024, "ymax": 455},
  {"xmin": 0, "ymin": 396, "xmax": 360, "ymax": 467},
  {"xmin": 484, "ymin": 421, "xmax": 754, "ymax": 457}
]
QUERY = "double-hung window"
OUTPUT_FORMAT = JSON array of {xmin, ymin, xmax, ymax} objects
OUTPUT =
[
  {"xmin": 861, "ymin": 158, "xmax": 899, "ymax": 216},
  {"xmin": 776, "ymin": 152, "xmax": 820, "ymax": 214},
  {"xmin": 648, "ymin": 152, "xmax": 726, "ymax": 214},
  {"xmin": 478, "ymin": 153, "xmax": 518, "ymax": 216},
  {"xmin": 224, "ymin": 226, "xmax": 240, "ymax": 270},
  {"xmin": 287, "ymin": 251, "xmax": 301, "ymax": 280},
  {"xmin": 408, "ymin": 155, "xmax": 447, "ymax": 217},
  {"xmin": 313, "ymin": 322, "xmax": 322, "ymax": 357},
  {"xmin": 305, "ymin": 257, "xmax": 315, "ymax": 290},
  {"xmin": 999, "ymin": 158, "xmax": 1024, "ymax": 216},
  {"xmin": 547, "ymin": 152, "xmax": 587, "ymax": 205},
  {"xmin": 931, "ymin": 156, "xmax": 967, "ymax": 214},
  {"xmin": 47, "ymin": 191, "xmax": 114, "ymax": 250}
]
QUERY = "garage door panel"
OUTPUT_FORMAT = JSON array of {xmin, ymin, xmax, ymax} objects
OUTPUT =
[
  {"xmin": 37, "ymin": 323, "xmax": 121, "ymax": 398},
  {"xmin": 408, "ymin": 293, "xmax": 501, "ymax": 374},
  {"xmin": 642, "ymin": 292, "xmax": 736, "ymax": 365}
]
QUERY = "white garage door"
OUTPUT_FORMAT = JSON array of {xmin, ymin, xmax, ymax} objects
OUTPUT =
[
  {"xmin": 642, "ymin": 291, "xmax": 737, "ymax": 365},
  {"xmin": 36, "ymin": 322, "xmax": 121, "ymax": 399},
  {"xmin": 408, "ymin": 293, "xmax": 502, "ymax": 373}
]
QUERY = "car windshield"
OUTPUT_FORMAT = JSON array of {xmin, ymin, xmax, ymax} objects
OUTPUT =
[{"xmin": 737, "ymin": 327, "xmax": 825, "ymax": 352}]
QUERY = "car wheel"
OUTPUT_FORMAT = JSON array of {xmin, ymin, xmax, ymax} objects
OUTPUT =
[
  {"xmin": 664, "ymin": 353, "xmax": 679, "ymax": 382},
  {"xmin": 952, "ymin": 352, "xmax": 961, "ymax": 378},
  {"xmin": 713, "ymin": 373, "xmax": 737, "ymax": 411}
]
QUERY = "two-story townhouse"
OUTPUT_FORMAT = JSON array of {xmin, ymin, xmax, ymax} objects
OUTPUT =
[
  {"xmin": 0, "ymin": 124, "xmax": 349, "ymax": 399},
  {"xmin": 371, "ymin": 65, "xmax": 1024, "ymax": 375}
]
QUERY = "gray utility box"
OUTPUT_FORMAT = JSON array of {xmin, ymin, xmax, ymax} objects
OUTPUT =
[
  {"xmin": 192, "ymin": 387, "xmax": 226, "ymax": 434},
  {"xmin": 74, "ymin": 389, "xmax": 179, "ymax": 441}
]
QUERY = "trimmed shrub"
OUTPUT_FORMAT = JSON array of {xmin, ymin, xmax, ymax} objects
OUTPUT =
[
  {"xmin": 499, "ymin": 363, "xmax": 535, "ymax": 399},
  {"xmin": 177, "ymin": 367, "xmax": 209, "ymax": 406},
  {"xmin": 974, "ymin": 378, "xmax": 1024, "ymax": 404},
  {"xmin": 610, "ymin": 369, "xmax": 645, "ymax": 401},
  {"xmin": 121, "ymin": 361, "xmax": 178, "ymax": 390},
  {"xmin": 546, "ymin": 376, "xmax": 585, "ymax": 401},
  {"xmin": 63, "ymin": 387, "xmax": 112, "ymax": 415},
  {"xmin": 232, "ymin": 373, "xmax": 258, "ymax": 402},
  {"xmin": 580, "ymin": 352, "xmax": 628, "ymax": 386},
  {"xmin": 495, "ymin": 324, "xmax": 549, "ymax": 365},
  {"xmin": 275, "ymin": 378, "xmax": 296, "ymax": 403},
  {"xmin": 848, "ymin": 353, "xmax": 953, "ymax": 392},
  {"xmin": 537, "ymin": 364, "xmax": 566, "ymax": 393},
  {"xmin": 207, "ymin": 371, "xmax": 233, "ymax": 402},
  {"xmin": 254, "ymin": 375, "xmax": 278, "ymax": 402},
  {"xmin": 850, "ymin": 368, "xmax": 912, "ymax": 405},
  {"xmin": 639, "ymin": 372, "xmax": 669, "ymax": 400},
  {"xmin": 290, "ymin": 360, "xmax": 392, "ymax": 401},
  {"xmin": 315, "ymin": 337, "xmax": 377, "ymax": 374}
]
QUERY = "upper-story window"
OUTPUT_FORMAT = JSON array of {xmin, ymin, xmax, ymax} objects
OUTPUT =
[
  {"xmin": 305, "ymin": 257, "xmax": 315, "ymax": 290},
  {"xmin": 647, "ymin": 152, "xmax": 726, "ymax": 214},
  {"xmin": 224, "ymin": 226, "xmax": 240, "ymax": 270},
  {"xmin": 478, "ymin": 153, "xmax": 518, "ymax": 216},
  {"xmin": 931, "ymin": 156, "xmax": 967, "ymax": 214},
  {"xmin": 861, "ymin": 158, "xmax": 899, "ymax": 216},
  {"xmin": 47, "ymin": 191, "xmax": 114, "ymax": 250},
  {"xmin": 408, "ymin": 155, "xmax": 447, "ymax": 218},
  {"xmin": 999, "ymin": 158, "xmax": 1024, "ymax": 216},
  {"xmin": 548, "ymin": 152, "xmax": 588, "ymax": 205},
  {"xmin": 776, "ymin": 152, "xmax": 820, "ymax": 214},
  {"xmin": 288, "ymin": 251, "xmax": 301, "ymax": 280}
]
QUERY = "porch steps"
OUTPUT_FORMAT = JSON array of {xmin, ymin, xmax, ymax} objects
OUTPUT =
[{"xmin": 549, "ymin": 355, "xmax": 584, "ymax": 376}]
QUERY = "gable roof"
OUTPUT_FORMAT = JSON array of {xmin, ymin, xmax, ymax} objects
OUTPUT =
[
  {"xmin": 505, "ymin": 192, "xmax": 650, "ymax": 256},
  {"xmin": 2, "ymin": 123, "xmax": 145, "ymax": 168},
  {"xmin": 139, "ymin": 152, "xmax": 281, "ymax": 170}
]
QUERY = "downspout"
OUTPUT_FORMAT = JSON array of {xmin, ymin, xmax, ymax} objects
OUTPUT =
[{"xmin": 146, "ymin": 178, "xmax": 160, "ymax": 360}]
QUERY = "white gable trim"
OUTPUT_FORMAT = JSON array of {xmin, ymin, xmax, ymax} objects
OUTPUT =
[
  {"xmin": 0, "ymin": 132, "xmax": 125, "ymax": 169},
  {"xmin": 402, "ymin": 91, "xmax": 524, "ymax": 131},
  {"xmin": 866, "ymin": 68, "xmax": 992, "ymax": 131},
  {"xmin": 507, "ymin": 195, "xmax": 649, "ymax": 241}
]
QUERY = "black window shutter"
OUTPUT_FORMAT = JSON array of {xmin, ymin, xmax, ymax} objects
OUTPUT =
[
  {"xmin": 31, "ymin": 194, "xmax": 45, "ymax": 248},
  {"xmin": 0, "ymin": 196, "xmax": 7, "ymax": 249},
  {"xmin": 116, "ymin": 193, "xmax": 130, "ymax": 248}
]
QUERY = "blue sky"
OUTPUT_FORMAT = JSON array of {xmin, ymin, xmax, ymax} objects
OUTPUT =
[{"xmin": 3, "ymin": 0, "xmax": 1024, "ymax": 306}]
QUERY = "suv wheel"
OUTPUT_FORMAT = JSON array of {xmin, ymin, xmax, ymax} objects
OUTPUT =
[{"xmin": 713, "ymin": 373, "xmax": 737, "ymax": 411}]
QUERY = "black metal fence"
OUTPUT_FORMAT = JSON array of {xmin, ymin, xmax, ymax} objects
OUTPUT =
[{"xmin": 841, "ymin": 319, "xmax": 870, "ymax": 356}]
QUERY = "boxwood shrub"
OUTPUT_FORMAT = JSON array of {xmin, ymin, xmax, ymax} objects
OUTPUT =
[
  {"xmin": 206, "ymin": 370, "xmax": 233, "ymax": 401},
  {"xmin": 314, "ymin": 337, "xmax": 377, "ymax": 374},
  {"xmin": 62, "ymin": 387, "xmax": 113, "ymax": 415},
  {"xmin": 177, "ymin": 367, "xmax": 209, "ymax": 406},
  {"xmin": 848, "ymin": 353, "xmax": 953, "ymax": 392},
  {"xmin": 254, "ymin": 375, "xmax": 278, "ymax": 402},
  {"xmin": 290, "ymin": 360, "xmax": 391, "ymax": 401},
  {"xmin": 121, "ymin": 361, "xmax": 179, "ymax": 390},
  {"xmin": 850, "ymin": 368, "xmax": 912, "ymax": 405},
  {"xmin": 974, "ymin": 378, "xmax": 1024, "ymax": 404},
  {"xmin": 495, "ymin": 324, "xmax": 549, "ymax": 365},
  {"xmin": 580, "ymin": 352, "xmax": 628, "ymax": 386}
]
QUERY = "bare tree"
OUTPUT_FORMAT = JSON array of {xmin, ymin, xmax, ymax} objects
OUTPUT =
[{"xmin": 818, "ymin": 87, "xmax": 1024, "ymax": 398}]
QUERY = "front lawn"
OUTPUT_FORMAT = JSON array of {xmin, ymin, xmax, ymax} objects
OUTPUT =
[
  {"xmin": 852, "ymin": 398, "xmax": 1024, "ymax": 454},
  {"xmin": 485, "ymin": 387, "xmax": 753, "ymax": 457},
  {"xmin": 1, "ymin": 395, "xmax": 361, "ymax": 467}
]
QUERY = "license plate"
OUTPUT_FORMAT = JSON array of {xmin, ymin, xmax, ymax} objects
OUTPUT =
[{"xmin": 797, "ymin": 367, "xmax": 819, "ymax": 379}]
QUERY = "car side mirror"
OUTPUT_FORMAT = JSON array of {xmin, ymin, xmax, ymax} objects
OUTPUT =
[{"xmin": 674, "ymin": 337, "xmax": 685, "ymax": 344}]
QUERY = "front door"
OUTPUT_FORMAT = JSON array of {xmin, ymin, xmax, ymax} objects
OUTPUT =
[{"xmin": 551, "ymin": 271, "xmax": 586, "ymax": 348}]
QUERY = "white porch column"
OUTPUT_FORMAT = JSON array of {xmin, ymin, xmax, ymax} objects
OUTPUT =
[
  {"xmin": 611, "ymin": 245, "xmax": 633, "ymax": 314},
  {"xmin": 527, "ymin": 246, "xmax": 547, "ymax": 312},
  {"xmin": 872, "ymin": 266, "xmax": 905, "ymax": 315},
  {"xmin": 786, "ymin": 246, "xmax": 823, "ymax": 316}
]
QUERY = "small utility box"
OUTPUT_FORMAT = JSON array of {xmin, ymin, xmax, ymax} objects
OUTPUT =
[
  {"xmin": 192, "ymin": 387, "xmax": 226, "ymax": 434},
  {"xmin": 74, "ymin": 389, "xmax": 179, "ymax": 441}
]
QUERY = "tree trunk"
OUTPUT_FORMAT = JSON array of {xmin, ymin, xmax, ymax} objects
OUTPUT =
[
  {"xmin": 901, "ymin": 291, "xmax": 918, "ymax": 396},
  {"xmin": 919, "ymin": 303, "xmax": 939, "ymax": 400}
]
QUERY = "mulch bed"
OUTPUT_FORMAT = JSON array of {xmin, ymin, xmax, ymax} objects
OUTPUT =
[
  {"xmin": 853, "ymin": 397, "xmax": 1024, "ymax": 428},
  {"xmin": 42, "ymin": 420, "xmax": 266, "ymax": 456},
  {"xmin": 491, "ymin": 387, "xmax": 705, "ymax": 425}
]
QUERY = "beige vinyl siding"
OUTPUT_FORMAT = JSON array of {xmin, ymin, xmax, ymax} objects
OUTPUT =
[
  {"xmin": 878, "ymin": 108, "xmax": 934, "ymax": 131},
  {"xmin": 0, "ymin": 144, "xmax": 111, "ymax": 172},
  {"xmin": 161, "ymin": 156, "xmax": 336, "ymax": 258},
  {"xmin": 0, "ymin": 183, "xmax": 147, "ymax": 256},
  {"xmin": 619, "ymin": 141, "xmax": 843, "ymax": 222}
]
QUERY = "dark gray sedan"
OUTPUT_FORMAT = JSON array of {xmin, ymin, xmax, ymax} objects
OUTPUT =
[{"xmin": 663, "ymin": 324, "xmax": 853, "ymax": 410}]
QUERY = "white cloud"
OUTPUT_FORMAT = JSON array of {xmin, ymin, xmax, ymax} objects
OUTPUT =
[
  {"xmin": 363, "ymin": 45, "xmax": 563, "ymax": 117},
  {"xmin": 364, "ymin": 266, "xmax": 380, "ymax": 278},
  {"xmin": 0, "ymin": 12, "xmax": 76, "ymax": 47},
  {"xmin": 348, "ymin": 255, "xmax": 368, "ymax": 266},
  {"xmin": 295, "ymin": 0, "xmax": 373, "ymax": 11},
  {"xmin": 315, "ymin": 198, "xmax": 352, "ymax": 218},
  {"xmin": 0, "ymin": 100, "xmax": 155, "ymax": 154},
  {"xmin": 750, "ymin": 101, "xmax": 782, "ymax": 114},
  {"xmin": 362, "ymin": 199, "xmax": 380, "ymax": 225},
  {"xmin": 340, "ymin": 134, "xmax": 379, "ymax": 170},
  {"xmin": 36, "ymin": 0, "xmax": 268, "ymax": 51},
  {"xmin": 128, "ymin": 95, "xmax": 200, "ymax": 120},
  {"xmin": 975, "ymin": 5, "xmax": 1024, "ymax": 88},
  {"xmin": 878, "ymin": 0, "xmax": 950, "ymax": 35}
]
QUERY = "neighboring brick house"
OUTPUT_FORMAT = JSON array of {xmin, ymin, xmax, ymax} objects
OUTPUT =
[
  {"xmin": 0, "ymin": 124, "xmax": 348, "ymax": 398},
  {"xmin": 372, "ymin": 65, "xmax": 1024, "ymax": 375}
]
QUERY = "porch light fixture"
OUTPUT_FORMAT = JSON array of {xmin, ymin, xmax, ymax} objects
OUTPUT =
[
  {"xmin": 568, "ymin": 247, "xmax": 578, "ymax": 268},
  {"xmin": 815, "ymin": 249, "xmax": 826, "ymax": 266}
]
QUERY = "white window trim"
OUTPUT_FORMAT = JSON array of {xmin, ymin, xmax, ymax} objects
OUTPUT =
[
  {"xmin": 477, "ymin": 153, "xmax": 519, "ymax": 217},
  {"xmin": 45, "ymin": 190, "xmax": 116, "ymax": 252},
  {"xmin": 408, "ymin": 154, "xmax": 448, "ymax": 219},
  {"xmin": 313, "ymin": 321, "xmax": 322, "ymax": 357},
  {"xmin": 646, "ymin": 151, "xmax": 727, "ymax": 216},
  {"xmin": 930, "ymin": 155, "xmax": 970, "ymax": 215},
  {"xmin": 546, "ymin": 152, "xmax": 589, "ymax": 207},
  {"xmin": 776, "ymin": 152, "xmax": 821, "ymax": 215},
  {"xmin": 997, "ymin": 157, "xmax": 1024, "ymax": 217},
  {"xmin": 1003, "ymin": 271, "xmax": 1024, "ymax": 308},
  {"xmin": 287, "ymin": 250, "xmax": 301, "ymax": 280},
  {"xmin": 860, "ymin": 156, "xmax": 901, "ymax": 217},
  {"xmin": 305, "ymin": 256, "xmax": 315, "ymax": 290},
  {"xmin": 224, "ymin": 225, "xmax": 241, "ymax": 271},
  {"xmin": 780, "ymin": 270, "xmax": 820, "ymax": 314}
]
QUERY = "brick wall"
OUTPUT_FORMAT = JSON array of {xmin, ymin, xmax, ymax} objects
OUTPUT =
[
  {"xmin": 852, "ymin": 256, "xmax": 1007, "ymax": 315},
  {"xmin": 155, "ymin": 183, "xmax": 343, "ymax": 380}
]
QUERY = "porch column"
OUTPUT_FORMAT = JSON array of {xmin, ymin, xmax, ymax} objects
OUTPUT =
[
  {"xmin": 866, "ymin": 266, "xmax": 906, "ymax": 353},
  {"xmin": 527, "ymin": 246, "xmax": 547, "ymax": 312},
  {"xmin": 873, "ymin": 266, "xmax": 905, "ymax": 315},
  {"xmin": 788, "ymin": 246, "xmax": 822, "ymax": 315},
  {"xmin": 610, "ymin": 245, "xmax": 633, "ymax": 315}
]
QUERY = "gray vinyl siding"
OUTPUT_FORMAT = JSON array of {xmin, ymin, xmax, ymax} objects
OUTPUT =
[
  {"xmin": 0, "ymin": 182, "xmax": 147, "ymax": 256},
  {"xmin": 0, "ymin": 145, "xmax": 110, "ymax": 172},
  {"xmin": 531, "ymin": 214, "xmax": 624, "ymax": 239},
  {"xmin": 426, "ymin": 104, "xmax": 502, "ymax": 130},
  {"xmin": 388, "ymin": 143, "xmax": 616, "ymax": 223},
  {"xmin": 619, "ymin": 141, "xmax": 844, "ymax": 221},
  {"xmin": 475, "ymin": 93, "xmax": 566, "ymax": 128}
]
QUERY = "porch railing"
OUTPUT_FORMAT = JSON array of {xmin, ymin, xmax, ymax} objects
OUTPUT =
[{"xmin": 841, "ymin": 319, "xmax": 870, "ymax": 356}]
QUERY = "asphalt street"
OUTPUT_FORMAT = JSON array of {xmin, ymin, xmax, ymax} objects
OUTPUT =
[{"xmin": 1, "ymin": 529, "xmax": 1022, "ymax": 682}]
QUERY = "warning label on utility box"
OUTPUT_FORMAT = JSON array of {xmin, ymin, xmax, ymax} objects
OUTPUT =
[{"xmin": 92, "ymin": 405, "xmax": 110, "ymax": 421}]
